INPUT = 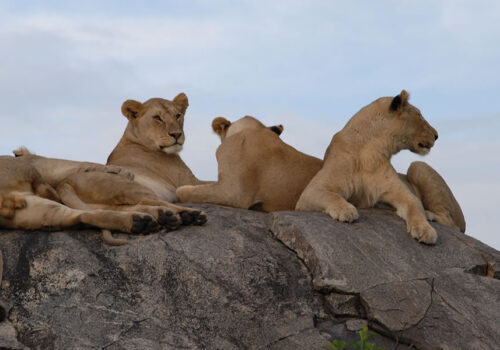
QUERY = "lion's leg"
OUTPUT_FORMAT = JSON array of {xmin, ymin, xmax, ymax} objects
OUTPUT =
[
  {"xmin": 407, "ymin": 161, "xmax": 465, "ymax": 232},
  {"xmin": 6, "ymin": 194, "xmax": 159, "ymax": 234},
  {"xmin": 380, "ymin": 179, "xmax": 437, "ymax": 244},
  {"xmin": 176, "ymin": 183, "xmax": 253, "ymax": 209},
  {"xmin": 296, "ymin": 170, "xmax": 358, "ymax": 222},
  {"xmin": 58, "ymin": 180, "xmax": 204, "ymax": 228},
  {"xmin": 297, "ymin": 187, "xmax": 358, "ymax": 222}
]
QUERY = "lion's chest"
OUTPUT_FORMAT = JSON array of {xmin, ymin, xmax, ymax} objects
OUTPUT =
[
  {"xmin": 133, "ymin": 174, "xmax": 177, "ymax": 202},
  {"xmin": 349, "ymin": 173, "xmax": 384, "ymax": 208}
]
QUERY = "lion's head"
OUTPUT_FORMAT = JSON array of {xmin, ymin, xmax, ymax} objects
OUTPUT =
[
  {"xmin": 350, "ymin": 90, "xmax": 438, "ymax": 156},
  {"xmin": 388, "ymin": 90, "xmax": 438, "ymax": 155},
  {"xmin": 212, "ymin": 116, "xmax": 284, "ymax": 141},
  {"xmin": 121, "ymin": 93, "xmax": 189, "ymax": 154}
]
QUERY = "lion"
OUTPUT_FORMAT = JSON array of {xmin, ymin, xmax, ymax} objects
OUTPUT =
[
  {"xmin": 296, "ymin": 90, "xmax": 465, "ymax": 244},
  {"xmin": 176, "ymin": 116, "xmax": 323, "ymax": 211},
  {"xmin": 0, "ymin": 156, "xmax": 161, "ymax": 237},
  {"xmin": 10, "ymin": 93, "xmax": 206, "ymax": 245}
]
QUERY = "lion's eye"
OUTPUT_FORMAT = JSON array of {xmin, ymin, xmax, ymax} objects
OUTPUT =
[
  {"xmin": 153, "ymin": 115, "xmax": 163, "ymax": 122},
  {"xmin": 175, "ymin": 113, "xmax": 182, "ymax": 119}
]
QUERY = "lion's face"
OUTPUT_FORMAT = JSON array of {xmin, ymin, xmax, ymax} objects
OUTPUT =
[
  {"xmin": 212, "ymin": 116, "xmax": 284, "ymax": 141},
  {"xmin": 121, "ymin": 93, "xmax": 189, "ymax": 154},
  {"xmin": 389, "ymin": 90, "xmax": 438, "ymax": 155}
]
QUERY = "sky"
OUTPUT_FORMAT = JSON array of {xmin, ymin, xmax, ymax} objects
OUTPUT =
[{"xmin": 1, "ymin": 0, "xmax": 499, "ymax": 249}]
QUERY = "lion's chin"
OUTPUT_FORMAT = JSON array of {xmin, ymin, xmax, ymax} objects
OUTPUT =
[
  {"xmin": 411, "ymin": 143, "xmax": 431, "ymax": 155},
  {"xmin": 161, "ymin": 144, "xmax": 183, "ymax": 154}
]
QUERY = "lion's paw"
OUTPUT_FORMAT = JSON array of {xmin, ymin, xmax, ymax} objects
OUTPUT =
[
  {"xmin": 424, "ymin": 210, "xmax": 436, "ymax": 221},
  {"xmin": 131, "ymin": 215, "xmax": 161, "ymax": 235},
  {"xmin": 180, "ymin": 210, "xmax": 207, "ymax": 226},
  {"xmin": 327, "ymin": 203, "xmax": 359, "ymax": 223},
  {"xmin": 408, "ymin": 220, "xmax": 437, "ymax": 245},
  {"xmin": 0, "ymin": 194, "xmax": 27, "ymax": 218},
  {"xmin": 157, "ymin": 210, "xmax": 182, "ymax": 231}
]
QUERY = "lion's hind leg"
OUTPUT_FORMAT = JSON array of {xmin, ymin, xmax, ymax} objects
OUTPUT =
[{"xmin": 407, "ymin": 161, "xmax": 465, "ymax": 232}]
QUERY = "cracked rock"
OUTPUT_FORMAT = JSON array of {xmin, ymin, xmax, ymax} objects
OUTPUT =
[
  {"xmin": 0, "ymin": 205, "xmax": 325, "ymax": 349},
  {"xmin": 360, "ymin": 279, "xmax": 432, "ymax": 332},
  {"xmin": 271, "ymin": 208, "xmax": 500, "ymax": 349},
  {"xmin": 325, "ymin": 293, "xmax": 360, "ymax": 317}
]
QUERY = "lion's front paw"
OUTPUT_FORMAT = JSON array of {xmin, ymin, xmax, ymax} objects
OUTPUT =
[
  {"xmin": 327, "ymin": 203, "xmax": 359, "ymax": 223},
  {"xmin": 0, "ymin": 194, "xmax": 27, "ymax": 218},
  {"xmin": 408, "ymin": 220, "xmax": 437, "ymax": 245}
]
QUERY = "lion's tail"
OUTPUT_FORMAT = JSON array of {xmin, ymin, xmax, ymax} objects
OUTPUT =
[{"xmin": 102, "ymin": 229, "xmax": 129, "ymax": 246}]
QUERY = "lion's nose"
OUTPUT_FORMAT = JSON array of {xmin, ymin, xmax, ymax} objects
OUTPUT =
[{"xmin": 169, "ymin": 132, "xmax": 182, "ymax": 140}]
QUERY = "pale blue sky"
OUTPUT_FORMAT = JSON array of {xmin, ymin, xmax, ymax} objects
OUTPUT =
[{"xmin": 1, "ymin": 1, "xmax": 499, "ymax": 248}]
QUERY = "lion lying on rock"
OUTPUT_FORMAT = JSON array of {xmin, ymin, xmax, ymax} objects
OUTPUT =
[
  {"xmin": 176, "ymin": 116, "xmax": 323, "ymax": 211},
  {"xmin": 0, "ymin": 156, "xmax": 161, "ymax": 237},
  {"xmin": 8, "ymin": 93, "xmax": 206, "ymax": 245},
  {"xmin": 296, "ymin": 90, "xmax": 465, "ymax": 244}
]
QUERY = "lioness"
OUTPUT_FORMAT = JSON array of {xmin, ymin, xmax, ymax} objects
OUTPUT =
[
  {"xmin": 11, "ymin": 93, "xmax": 206, "ymax": 244},
  {"xmin": 176, "ymin": 116, "xmax": 323, "ymax": 211},
  {"xmin": 296, "ymin": 90, "xmax": 465, "ymax": 244},
  {"xmin": 0, "ymin": 156, "xmax": 160, "ymax": 235},
  {"xmin": 106, "ymin": 93, "xmax": 205, "ymax": 202}
]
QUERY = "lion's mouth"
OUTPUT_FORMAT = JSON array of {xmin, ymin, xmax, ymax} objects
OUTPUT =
[
  {"xmin": 160, "ymin": 141, "xmax": 183, "ymax": 149},
  {"xmin": 415, "ymin": 142, "xmax": 433, "ymax": 154},
  {"xmin": 159, "ymin": 143, "xmax": 183, "ymax": 154}
]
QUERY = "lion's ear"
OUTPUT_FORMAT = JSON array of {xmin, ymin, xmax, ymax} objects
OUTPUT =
[
  {"xmin": 389, "ymin": 90, "xmax": 410, "ymax": 112},
  {"xmin": 121, "ymin": 100, "xmax": 143, "ymax": 120},
  {"xmin": 212, "ymin": 117, "xmax": 231, "ymax": 136},
  {"xmin": 173, "ymin": 93, "xmax": 189, "ymax": 113},
  {"xmin": 269, "ymin": 124, "xmax": 284, "ymax": 136}
]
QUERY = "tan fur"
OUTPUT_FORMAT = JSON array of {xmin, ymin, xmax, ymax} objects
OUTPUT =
[
  {"xmin": 0, "ymin": 156, "xmax": 160, "ymax": 238},
  {"xmin": 8, "ymin": 93, "xmax": 207, "ymax": 245},
  {"xmin": 296, "ymin": 90, "xmax": 465, "ymax": 244},
  {"xmin": 177, "ymin": 116, "xmax": 322, "ymax": 211},
  {"xmin": 108, "ymin": 93, "xmax": 205, "ymax": 202}
]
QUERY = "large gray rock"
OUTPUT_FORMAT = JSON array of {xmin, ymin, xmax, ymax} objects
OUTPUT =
[
  {"xmin": 0, "ymin": 205, "xmax": 498, "ymax": 349},
  {"xmin": 271, "ymin": 208, "xmax": 500, "ymax": 350}
]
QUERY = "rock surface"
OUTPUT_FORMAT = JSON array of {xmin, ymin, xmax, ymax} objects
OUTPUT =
[{"xmin": 0, "ymin": 205, "xmax": 498, "ymax": 349}]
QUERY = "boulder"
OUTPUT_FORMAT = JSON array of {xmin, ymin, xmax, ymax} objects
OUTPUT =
[{"xmin": 0, "ymin": 205, "xmax": 498, "ymax": 349}]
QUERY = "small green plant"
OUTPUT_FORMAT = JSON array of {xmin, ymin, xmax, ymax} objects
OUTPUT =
[{"xmin": 328, "ymin": 325, "xmax": 384, "ymax": 350}]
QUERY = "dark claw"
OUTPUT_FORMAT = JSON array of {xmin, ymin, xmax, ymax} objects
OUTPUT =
[
  {"xmin": 158, "ymin": 210, "xmax": 181, "ymax": 230},
  {"xmin": 180, "ymin": 211, "xmax": 193, "ymax": 225},
  {"xmin": 180, "ymin": 210, "xmax": 207, "ymax": 226},
  {"xmin": 131, "ymin": 215, "xmax": 160, "ymax": 234}
]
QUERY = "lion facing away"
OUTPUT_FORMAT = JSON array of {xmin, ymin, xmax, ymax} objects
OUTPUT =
[
  {"xmin": 296, "ymin": 90, "xmax": 465, "ymax": 244},
  {"xmin": 176, "ymin": 116, "xmax": 323, "ymax": 211}
]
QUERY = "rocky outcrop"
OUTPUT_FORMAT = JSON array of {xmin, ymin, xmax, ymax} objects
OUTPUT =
[{"xmin": 0, "ymin": 205, "xmax": 499, "ymax": 349}]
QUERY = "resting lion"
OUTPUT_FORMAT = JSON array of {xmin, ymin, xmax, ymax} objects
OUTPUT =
[
  {"xmin": 296, "ymin": 90, "xmax": 465, "ymax": 244},
  {"xmin": 9, "ymin": 93, "xmax": 206, "ymax": 245},
  {"xmin": 176, "ymin": 116, "xmax": 323, "ymax": 211},
  {"xmin": 0, "ymin": 156, "xmax": 161, "ymax": 237}
]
